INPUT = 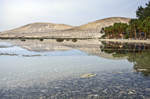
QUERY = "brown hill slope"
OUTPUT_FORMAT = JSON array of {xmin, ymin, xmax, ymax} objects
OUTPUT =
[
  {"xmin": 60, "ymin": 17, "xmax": 130, "ymax": 38},
  {"xmin": 0, "ymin": 17, "xmax": 131, "ymax": 38},
  {"xmin": 2, "ymin": 22, "xmax": 73, "ymax": 34},
  {"xmin": 75, "ymin": 17, "xmax": 130, "ymax": 32}
]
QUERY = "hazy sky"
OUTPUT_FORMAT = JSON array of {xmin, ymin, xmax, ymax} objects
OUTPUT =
[{"xmin": 0, "ymin": 0, "xmax": 149, "ymax": 31}]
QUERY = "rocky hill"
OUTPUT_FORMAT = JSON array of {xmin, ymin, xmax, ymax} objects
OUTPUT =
[{"xmin": 0, "ymin": 17, "xmax": 130, "ymax": 39}]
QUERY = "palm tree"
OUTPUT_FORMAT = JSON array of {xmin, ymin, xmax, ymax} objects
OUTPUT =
[
  {"xmin": 104, "ymin": 27, "xmax": 110, "ymax": 38},
  {"xmin": 136, "ymin": 1, "xmax": 150, "ymax": 19},
  {"xmin": 129, "ymin": 19, "xmax": 139, "ymax": 39},
  {"xmin": 120, "ymin": 23, "xmax": 128, "ymax": 39},
  {"xmin": 113, "ymin": 23, "xmax": 120, "ymax": 38},
  {"xmin": 142, "ymin": 17, "xmax": 150, "ymax": 39},
  {"xmin": 127, "ymin": 25, "xmax": 133, "ymax": 39}
]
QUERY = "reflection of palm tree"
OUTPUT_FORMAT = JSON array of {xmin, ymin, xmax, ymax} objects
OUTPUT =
[
  {"xmin": 101, "ymin": 42, "xmax": 150, "ymax": 76},
  {"xmin": 132, "ymin": 52, "xmax": 150, "ymax": 76}
]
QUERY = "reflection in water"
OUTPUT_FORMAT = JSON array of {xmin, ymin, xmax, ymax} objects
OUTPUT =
[
  {"xmin": 56, "ymin": 38, "xmax": 78, "ymax": 42},
  {"xmin": 0, "ymin": 39, "xmax": 103, "ymax": 57},
  {"xmin": 0, "ymin": 39, "xmax": 150, "ymax": 98},
  {"xmin": 1, "ymin": 39, "xmax": 150, "ymax": 76},
  {"xmin": 101, "ymin": 42, "xmax": 150, "ymax": 76}
]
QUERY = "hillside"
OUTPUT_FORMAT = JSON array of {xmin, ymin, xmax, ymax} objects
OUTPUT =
[
  {"xmin": 76, "ymin": 17, "xmax": 130, "ymax": 31},
  {"xmin": 2, "ymin": 23, "xmax": 73, "ymax": 34},
  {"xmin": 0, "ymin": 17, "xmax": 131, "ymax": 39},
  {"xmin": 60, "ymin": 17, "xmax": 130, "ymax": 38}
]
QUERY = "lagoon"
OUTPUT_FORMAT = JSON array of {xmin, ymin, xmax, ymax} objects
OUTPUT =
[{"xmin": 0, "ymin": 39, "xmax": 150, "ymax": 99}]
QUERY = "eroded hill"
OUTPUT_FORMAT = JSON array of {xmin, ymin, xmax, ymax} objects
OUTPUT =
[{"xmin": 0, "ymin": 17, "xmax": 130, "ymax": 39}]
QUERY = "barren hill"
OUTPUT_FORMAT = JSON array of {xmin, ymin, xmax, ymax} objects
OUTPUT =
[
  {"xmin": 2, "ymin": 22, "xmax": 73, "ymax": 34},
  {"xmin": 60, "ymin": 17, "xmax": 130, "ymax": 38},
  {"xmin": 0, "ymin": 17, "xmax": 130, "ymax": 39},
  {"xmin": 76, "ymin": 17, "xmax": 130, "ymax": 31}
]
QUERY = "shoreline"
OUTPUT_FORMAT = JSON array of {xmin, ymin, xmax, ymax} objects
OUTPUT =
[
  {"xmin": 0, "ymin": 37, "xmax": 150, "ymax": 44},
  {"xmin": 99, "ymin": 39, "xmax": 150, "ymax": 44}
]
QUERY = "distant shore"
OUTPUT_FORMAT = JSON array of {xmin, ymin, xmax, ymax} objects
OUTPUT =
[
  {"xmin": 0, "ymin": 37, "xmax": 150, "ymax": 44},
  {"xmin": 99, "ymin": 39, "xmax": 150, "ymax": 44},
  {"xmin": 0, "ymin": 37, "xmax": 93, "ymax": 40}
]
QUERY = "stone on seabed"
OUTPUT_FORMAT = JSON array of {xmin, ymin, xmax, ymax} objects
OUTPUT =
[{"xmin": 80, "ymin": 73, "xmax": 96, "ymax": 78}]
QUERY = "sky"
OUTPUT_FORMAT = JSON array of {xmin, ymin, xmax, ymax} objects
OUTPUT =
[{"xmin": 0, "ymin": 0, "xmax": 149, "ymax": 31}]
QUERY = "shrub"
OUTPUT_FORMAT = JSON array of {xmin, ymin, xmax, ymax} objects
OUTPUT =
[
  {"xmin": 56, "ymin": 38, "xmax": 64, "ymax": 42},
  {"xmin": 72, "ymin": 38, "xmax": 77, "ymax": 42}
]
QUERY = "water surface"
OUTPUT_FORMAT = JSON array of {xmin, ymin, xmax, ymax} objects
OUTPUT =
[{"xmin": 0, "ymin": 39, "xmax": 150, "ymax": 99}]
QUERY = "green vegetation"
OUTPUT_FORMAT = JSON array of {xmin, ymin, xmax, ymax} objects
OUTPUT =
[
  {"xmin": 136, "ymin": 2, "xmax": 150, "ymax": 20},
  {"xmin": 56, "ymin": 38, "xmax": 78, "ymax": 42},
  {"xmin": 65, "ymin": 38, "xmax": 70, "ymax": 41},
  {"xmin": 72, "ymin": 38, "xmax": 77, "ymax": 42},
  {"xmin": 21, "ymin": 39, "xmax": 26, "ymax": 42},
  {"xmin": 56, "ymin": 38, "xmax": 64, "ymax": 42},
  {"xmin": 40, "ymin": 38, "xmax": 44, "ymax": 41},
  {"xmin": 102, "ymin": 1, "xmax": 150, "ymax": 39}
]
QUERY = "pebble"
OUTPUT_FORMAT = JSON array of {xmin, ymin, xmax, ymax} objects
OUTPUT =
[
  {"xmin": 0, "ymin": 71, "xmax": 150, "ymax": 98},
  {"xmin": 128, "ymin": 90, "xmax": 136, "ymax": 95}
]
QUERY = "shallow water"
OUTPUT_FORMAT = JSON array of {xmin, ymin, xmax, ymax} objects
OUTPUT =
[{"xmin": 0, "ymin": 39, "xmax": 150, "ymax": 99}]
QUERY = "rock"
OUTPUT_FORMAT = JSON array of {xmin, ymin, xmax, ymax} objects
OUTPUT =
[
  {"xmin": 119, "ymin": 91, "xmax": 126, "ymax": 94},
  {"xmin": 128, "ymin": 90, "xmax": 136, "ymax": 95},
  {"xmin": 102, "ymin": 89, "xmax": 108, "ymax": 94},
  {"xmin": 145, "ymin": 88, "xmax": 150, "ymax": 92},
  {"xmin": 80, "ymin": 73, "xmax": 96, "ymax": 78},
  {"xmin": 40, "ymin": 89, "xmax": 48, "ymax": 93}
]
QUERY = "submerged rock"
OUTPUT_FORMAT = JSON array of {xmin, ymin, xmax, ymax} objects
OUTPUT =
[{"xmin": 80, "ymin": 73, "xmax": 96, "ymax": 78}]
